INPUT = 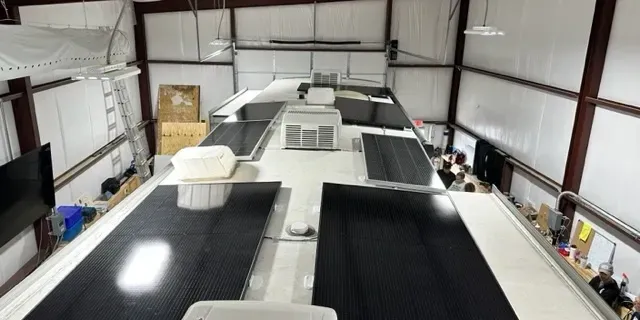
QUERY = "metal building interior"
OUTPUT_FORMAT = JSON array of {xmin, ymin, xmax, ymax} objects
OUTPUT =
[{"xmin": 0, "ymin": 0, "xmax": 639, "ymax": 319}]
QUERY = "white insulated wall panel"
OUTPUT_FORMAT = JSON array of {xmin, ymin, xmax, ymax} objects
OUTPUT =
[
  {"xmin": 313, "ymin": 52, "xmax": 349, "ymax": 73},
  {"xmin": 237, "ymin": 51, "xmax": 275, "ymax": 73},
  {"xmin": 600, "ymin": 0, "xmax": 640, "ymax": 105},
  {"xmin": 34, "ymin": 90, "xmax": 66, "ymax": 177},
  {"xmin": 391, "ymin": 68, "xmax": 452, "ymax": 121},
  {"xmin": 53, "ymin": 144, "xmax": 133, "ymax": 206},
  {"xmin": 238, "ymin": 74, "xmax": 274, "ymax": 91},
  {"xmin": 0, "ymin": 103, "xmax": 21, "ymax": 163},
  {"xmin": 580, "ymin": 107, "xmax": 640, "ymax": 231},
  {"xmin": 148, "ymin": 64, "xmax": 234, "ymax": 120},
  {"xmin": 314, "ymin": 51, "xmax": 387, "ymax": 74},
  {"xmin": 0, "ymin": 226, "xmax": 36, "ymax": 288},
  {"xmin": 145, "ymin": 10, "xmax": 232, "ymax": 62},
  {"xmin": 33, "ymin": 78, "xmax": 142, "ymax": 177},
  {"xmin": 456, "ymin": 71, "xmax": 575, "ymax": 183},
  {"xmin": 463, "ymin": 0, "xmax": 594, "ymax": 91},
  {"xmin": 315, "ymin": 0, "xmax": 385, "ymax": 47},
  {"xmin": 391, "ymin": 0, "xmax": 459, "ymax": 64},
  {"xmin": 510, "ymin": 168, "xmax": 558, "ymax": 209},
  {"xmin": 236, "ymin": 50, "xmax": 311, "ymax": 89},
  {"xmin": 235, "ymin": 50, "xmax": 386, "ymax": 89},
  {"xmin": 236, "ymin": 4, "xmax": 313, "ymax": 46},
  {"xmin": 275, "ymin": 51, "xmax": 312, "ymax": 73},
  {"xmin": 0, "ymin": 81, "xmax": 8, "ymax": 94},
  {"xmin": 349, "ymin": 52, "xmax": 386, "ymax": 75},
  {"xmin": 453, "ymin": 130, "xmax": 476, "ymax": 165},
  {"xmin": 236, "ymin": 50, "xmax": 311, "ymax": 73},
  {"xmin": 19, "ymin": 1, "xmax": 138, "ymax": 85}
]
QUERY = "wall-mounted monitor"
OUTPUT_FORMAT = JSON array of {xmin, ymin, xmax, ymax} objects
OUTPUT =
[{"xmin": 0, "ymin": 143, "xmax": 55, "ymax": 249}]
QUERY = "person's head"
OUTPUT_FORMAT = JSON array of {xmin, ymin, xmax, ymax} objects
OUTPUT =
[
  {"xmin": 634, "ymin": 296, "xmax": 640, "ymax": 311},
  {"xmin": 598, "ymin": 262, "xmax": 614, "ymax": 282},
  {"xmin": 443, "ymin": 162, "xmax": 452, "ymax": 173},
  {"xmin": 455, "ymin": 172, "xmax": 465, "ymax": 182},
  {"xmin": 464, "ymin": 183, "xmax": 476, "ymax": 193}
]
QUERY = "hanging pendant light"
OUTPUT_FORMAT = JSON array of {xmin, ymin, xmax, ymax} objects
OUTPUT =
[{"xmin": 464, "ymin": 0, "xmax": 505, "ymax": 36}]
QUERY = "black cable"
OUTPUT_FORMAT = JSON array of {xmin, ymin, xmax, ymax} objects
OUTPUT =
[
  {"xmin": 483, "ymin": 0, "xmax": 489, "ymax": 26},
  {"xmin": 449, "ymin": 0, "xmax": 461, "ymax": 21},
  {"xmin": 269, "ymin": 39, "xmax": 361, "ymax": 45}
]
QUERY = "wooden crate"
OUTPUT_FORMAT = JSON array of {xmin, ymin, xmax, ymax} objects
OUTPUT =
[{"xmin": 94, "ymin": 175, "xmax": 142, "ymax": 212}]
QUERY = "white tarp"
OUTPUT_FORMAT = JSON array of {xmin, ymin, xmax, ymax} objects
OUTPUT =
[{"xmin": 0, "ymin": 25, "xmax": 130, "ymax": 81}]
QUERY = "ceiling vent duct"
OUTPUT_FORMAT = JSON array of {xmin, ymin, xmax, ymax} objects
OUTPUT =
[{"xmin": 281, "ymin": 108, "xmax": 341, "ymax": 150}]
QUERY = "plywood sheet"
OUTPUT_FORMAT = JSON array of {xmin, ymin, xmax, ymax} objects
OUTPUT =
[
  {"xmin": 160, "ymin": 122, "xmax": 207, "ymax": 155},
  {"xmin": 156, "ymin": 84, "xmax": 201, "ymax": 153},
  {"xmin": 157, "ymin": 84, "xmax": 200, "ymax": 122},
  {"xmin": 536, "ymin": 203, "xmax": 551, "ymax": 232}
]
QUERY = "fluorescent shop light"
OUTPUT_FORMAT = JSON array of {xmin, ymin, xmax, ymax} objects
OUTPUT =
[
  {"xmin": 210, "ymin": 39, "xmax": 230, "ymax": 46},
  {"xmin": 465, "ymin": 0, "xmax": 505, "ymax": 37},
  {"xmin": 464, "ymin": 26, "xmax": 505, "ymax": 36},
  {"xmin": 200, "ymin": 44, "xmax": 233, "ymax": 63},
  {"xmin": 72, "ymin": 66, "xmax": 141, "ymax": 81}
]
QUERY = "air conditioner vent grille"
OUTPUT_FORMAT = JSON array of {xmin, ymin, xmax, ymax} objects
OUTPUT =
[
  {"xmin": 311, "ymin": 70, "xmax": 341, "ymax": 87},
  {"xmin": 281, "ymin": 108, "xmax": 341, "ymax": 150}
]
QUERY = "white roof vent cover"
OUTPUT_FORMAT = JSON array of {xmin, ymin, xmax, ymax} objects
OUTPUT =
[{"xmin": 281, "ymin": 108, "xmax": 341, "ymax": 150}]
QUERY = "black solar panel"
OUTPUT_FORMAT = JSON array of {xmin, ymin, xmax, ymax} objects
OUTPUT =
[
  {"xmin": 334, "ymin": 97, "xmax": 413, "ymax": 130},
  {"xmin": 224, "ymin": 102, "xmax": 285, "ymax": 122},
  {"xmin": 362, "ymin": 133, "xmax": 444, "ymax": 190},
  {"xmin": 25, "ymin": 182, "xmax": 281, "ymax": 320},
  {"xmin": 200, "ymin": 121, "xmax": 271, "ymax": 158},
  {"xmin": 313, "ymin": 183, "xmax": 518, "ymax": 320}
]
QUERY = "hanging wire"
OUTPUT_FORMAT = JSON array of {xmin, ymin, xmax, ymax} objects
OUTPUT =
[
  {"xmin": 442, "ymin": 0, "xmax": 459, "ymax": 64},
  {"xmin": 483, "ymin": 0, "xmax": 489, "ymax": 26},
  {"xmin": 0, "ymin": 0, "xmax": 9, "ymax": 20},
  {"xmin": 449, "ymin": 0, "xmax": 461, "ymax": 21},
  {"xmin": 216, "ymin": 0, "xmax": 226, "ymax": 41},
  {"xmin": 82, "ymin": 0, "xmax": 88, "ymax": 29}
]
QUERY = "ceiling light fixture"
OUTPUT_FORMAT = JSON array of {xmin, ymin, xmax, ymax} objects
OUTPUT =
[
  {"xmin": 464, "ymin": 0, "xmax": 505, "ymax": 36},
  {"xmin": 200, "ymin": 44, "xmax": 233, "ymax": 62},
  {"xmin": 72, "ymin": 65, "xmax": 141, "ymax": 81},
  {"xmin": 464, "ymin": 26, "xmax": 505, "ymax": 36}
]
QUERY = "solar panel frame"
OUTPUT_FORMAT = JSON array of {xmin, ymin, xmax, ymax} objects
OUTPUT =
[
  {"xmin": 199, "ymin": 120, "xmax": 272, "ymax": 161},
  {"xmin": 23, "ymin": 182, "xmax": 282, "ymax": 320},
  {"xmin": 222, "ymin": 101, "xmax": 287, "ymax": 122},
  {"xmin": 360, "ymin": 133, "xmax": 446, "ymax": 193}
]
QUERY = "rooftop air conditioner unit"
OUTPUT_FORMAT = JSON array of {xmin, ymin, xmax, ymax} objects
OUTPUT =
[
  {"xmin": 311, "ymin": 69, "xmax": 341, "ymax": 87},
  {"xmin": 281, "ymin": 108, "xmax": 341, "ymax": 150}
]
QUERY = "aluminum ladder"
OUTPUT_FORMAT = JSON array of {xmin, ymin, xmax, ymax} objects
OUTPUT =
[
  {"xmin": 105, "ymin": 79, "xmax": 151, "ymax": 182},
  {"xmin": 102, "ymin": 81, "xmax": 123, "ymax": 177}
]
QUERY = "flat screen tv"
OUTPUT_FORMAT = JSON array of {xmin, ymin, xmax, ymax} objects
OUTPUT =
[{"xmin": 0, "ymin": 143, "xmax": 55, "ymax": 249}]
